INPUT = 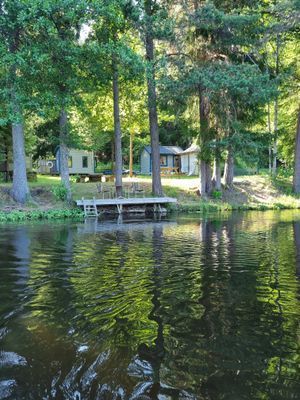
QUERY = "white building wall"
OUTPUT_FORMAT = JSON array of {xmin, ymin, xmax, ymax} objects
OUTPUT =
[
  {"xmin": 140, "ymin": 150, "xmax": 150, "ymax": 174},
  {"xmin": 181, "ymin": 154, "xmax": 189, "ymax": 173},
  {"xmin": 180, "ymin": 152, "xmax": 199, "ymax": 175},
  {"xmin": 189, "ymin": 153, "xmax": 199, "ymax": 175},
  {"xmin": 166, "ymin": 155, "xmax": 173, "ymax": 167},
  {"xmin": 37, "ymin": 159, "xmax": 52, "ymax": 174},
  {"xmin": 68, "ymin": 149, "xmax": 95, "ymax": 175}
]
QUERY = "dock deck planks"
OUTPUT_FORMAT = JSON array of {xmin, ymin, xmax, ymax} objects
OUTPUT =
[{"xmin": 76, "ymin": 197, "xmax": 177, "ymax": 216}]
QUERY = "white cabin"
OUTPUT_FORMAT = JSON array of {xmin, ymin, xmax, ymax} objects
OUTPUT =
[{"xmin": 37, "ymin": 148, "xmax": 97, "ymax": 175}]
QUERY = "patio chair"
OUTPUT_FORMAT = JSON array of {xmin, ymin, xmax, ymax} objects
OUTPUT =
[
  {"xmin": 96, "ymin": 183, "xmax": 113, "ymax": 199},
  {"xmin": 129, "ymin": 181, "xmax": 145, "ymax": 197}
]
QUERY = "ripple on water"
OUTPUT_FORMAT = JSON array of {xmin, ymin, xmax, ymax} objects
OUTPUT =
[
  {"xmin": 0, "ymin": 352, "xmax": 27, "ymax": 368},
  {"xmin": 0, "ymin": 380, "xmax": 17, "ymax": 400}
]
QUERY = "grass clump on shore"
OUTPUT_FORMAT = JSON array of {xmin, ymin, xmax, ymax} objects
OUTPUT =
[{"xmin": 0, "ymin": 208, "xmax": 84, "ymax": 223}]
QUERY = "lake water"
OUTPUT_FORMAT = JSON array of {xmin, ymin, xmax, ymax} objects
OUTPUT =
[{"xmin": 0, "ymin": 211, "xmax": 300, "ymax": 400}]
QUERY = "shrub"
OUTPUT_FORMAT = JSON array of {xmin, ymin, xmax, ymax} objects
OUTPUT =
[
  {"xmin": 51, "ymin": 183, "xmax": 68, "ymax": 201},
  {"xmin": 0, "ymin": 209, "xmax": 84, "ymax": 222},
  {"xmin": 211, "ymin": 190, "xmax": 222, "ymax": 200}
]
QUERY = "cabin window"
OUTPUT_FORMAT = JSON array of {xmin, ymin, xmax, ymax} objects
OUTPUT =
[
  {"xmin": 68, "ymin": 156, "xmax": 72, "ymax": 168},
  {"xmin": 82, "ymin": 156, "xmax": 88, "ymax": 168},
  {"xmin": 160, "ymin": 155, "xmax": 167, "ymax": 166}
]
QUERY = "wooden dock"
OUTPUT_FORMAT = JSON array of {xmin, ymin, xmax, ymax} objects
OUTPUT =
[{"xmin": 76, "ymin": 197, "xmax": 177, "ymax": 216}]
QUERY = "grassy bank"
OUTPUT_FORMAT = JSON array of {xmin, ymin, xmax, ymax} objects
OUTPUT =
[
  {"xmin": 0, "ymin": 174, "xmax": 299, "ymax": 221},
  {"xmin": 166, "ymin": 175, "xmax": 300, "ymax": 212}
]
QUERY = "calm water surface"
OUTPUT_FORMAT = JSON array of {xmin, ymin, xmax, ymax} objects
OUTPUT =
[{"xmin": 0, "ymin": 211, "xmax": 300, "ymax": 400}]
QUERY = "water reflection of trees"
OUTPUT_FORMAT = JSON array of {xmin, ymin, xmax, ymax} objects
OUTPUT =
[
  {"xmin": 157, "ymin": 216, "xmax": 300, "ymax": 399},
  {"xmin": 293, "ymin": 220, "xmax": 300, "ymax": 278}
]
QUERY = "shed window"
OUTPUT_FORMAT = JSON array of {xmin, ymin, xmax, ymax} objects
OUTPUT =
[
  {"xmin": 160, "ymin": 155, "xmax": 167, "ymax": 166},
  {"xmin": 82, "ymin": 156, "xmax": 88, "ymax": 168},
  {"xmin": 68, "ymin": 156, "xmax": 72, "ymax": 168}
]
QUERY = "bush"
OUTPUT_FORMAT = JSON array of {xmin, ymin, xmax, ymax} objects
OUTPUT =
[
  {"xmin": 70, "ymin": 174, "xmax": 81, "ymax": 183},
  {"xmin": 51, "ymin": 183, "xmax": 68, "ymax": 201},
  {"xmin": 277, "ymin": 166, "xmax": 293, "ymax": 178},
  {"xmin": 0, "ymin": 209, "xmax": 84, "ymax": 222},
  {"xmin": 211, "ymin": 190, "xmax": 222, "ymax": 200}
]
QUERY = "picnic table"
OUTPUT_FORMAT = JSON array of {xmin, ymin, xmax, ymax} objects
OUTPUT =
[{"xmin": 161, "ymin": 166, "xmax": 179, "ymax": 175}]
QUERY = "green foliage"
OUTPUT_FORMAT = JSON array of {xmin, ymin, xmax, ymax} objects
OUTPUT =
[
  {"xmin": 211, "ymin": 190, "xmax": 222, "ymax": 200},
  {"xmin": 277, "ymin": 166, "xmax": 293, "ymax": 178},
  {"xmin": 51, "ymin": 183, "xmax": 69, "ymax": 201},
  {"xmin": 0, "ymin": 208, "xmax": 84, "ymax": 223}
]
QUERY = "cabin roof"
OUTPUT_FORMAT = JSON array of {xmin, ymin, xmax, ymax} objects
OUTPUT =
[
  {"xmin": 144, "ymin": 145, "xmax": 183, "ymax": 155},
  {"xmin": 180, "ymin": 144, "xmax": 200, "ymax": 154}
]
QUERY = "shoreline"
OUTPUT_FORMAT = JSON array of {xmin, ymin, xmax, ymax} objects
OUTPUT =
[
  {"xmin": 1, "ymin": 174, "xmax": 300, "ymax": 222},
  {"xmin": 1, "ymin": 200, "xmax": 300, "ymax": 223}
]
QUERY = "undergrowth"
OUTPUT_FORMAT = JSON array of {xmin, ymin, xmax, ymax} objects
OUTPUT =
[{"xmin": 0, "ymin": 208, "xmax": 84, "ymax": 222}]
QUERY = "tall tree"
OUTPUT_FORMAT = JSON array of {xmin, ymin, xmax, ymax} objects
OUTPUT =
[
  {"xmin": 89, "ymin": 0, "xmax": 144, "ymax": 196},
  {"xmin": 112, "ymin": 54, "xmax": 123, "ymax": 196},
  {"xmin": 0, "ymin": 0, "xmax": 33, "ymax": 203},
  {"xmin": 130, "ymin": 0, "xmax": 174, "ymax": 195},
  {"xmin": 163, "ymin": 0, "xmax": 275, "ymax": 192},
  {"xmin": 144, "ymin": 0, "xmax": 163, "ymax": 196},
  {"xmin": 31, "ymin": 0, "xmax": 89, "ymax": 202}
]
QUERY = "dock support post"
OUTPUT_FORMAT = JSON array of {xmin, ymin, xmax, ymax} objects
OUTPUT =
[{"xmin": 154, "ymin": 204, "xmax": 162, "ymax": 213}]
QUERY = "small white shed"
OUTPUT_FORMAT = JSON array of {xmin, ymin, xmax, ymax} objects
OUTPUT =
[{"xmin": 180, "ymin": 144, "xmax": 200, "ymax": 175}]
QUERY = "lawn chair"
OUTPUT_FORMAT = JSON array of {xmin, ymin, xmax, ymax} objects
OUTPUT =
[
  {"xmin": 96, "ymin": 183, "xmax": 112, "ymax": 199},
  {"xmin": 129, "ymin": 181, "xmax": 145, "ymax": 197}
]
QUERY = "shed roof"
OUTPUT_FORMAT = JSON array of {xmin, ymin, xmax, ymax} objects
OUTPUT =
[
  {"xmin": 144, "ymin": 145, "xmax": 183, "ymax": 155},
  {"xmin": 180, "ymin": 144, "xmax": 200, "ymax": 155}
]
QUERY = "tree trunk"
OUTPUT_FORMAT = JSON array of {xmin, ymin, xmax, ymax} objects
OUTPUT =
[
  {"xmin": 9, "ymin": 31, "xmax": 29, "ymax": 203},
  {"xmin": 111, "ymin": 136, "xmax": 115, "ymax": 173},
  {"xmin": 293, "ymin": 109, "xmax": 300, "ymax": 193},
  {"xmin": 129, "ymin": 133, "xmax": 134, "ymax": 178},
  {"xmin": 206, "ymin": 163, "xmax": 212, "ymax": 194},
  {"xmin": 272, "ymin": 98, "xmax": 278, "ymax": 175},
  {"xmin": 59, "ymin": 109, "xmax": 72, "ymax": 202},
  {"xmin": 267, "ymin": 103, "xmax": 272, "ymax": 173},
  {"xmin": 199, "ymin": 88, "xmax": 211, "ymax": 196},
  {"xmin": 11, "ymin": 121, "xmax": 30, "ymax": 203},
  {"xmin": 10, "ymin": 91, "xmax": 29, "ymax": 203},
  {"xmin": 199, "ymin": 160, "xmax": 207, "ymax": 197},
  {"xmin": 112, "ymin": 57, "xmax": 123, "ymax": 197},
  {"xmin": 223, "ymin": 146, "xmax": 234, "ymax": 187},
  {"xmin": 4, "ymin": 143, "xmax": 9, "ymax": 182},
  {"xmin": 145, "ymin": 1, "xmax": 163, "ymax": 196},
  {"xmin": 212, "ymin": 156, "xmax": 221, "ymax": 191},
  {"xmin": 272, "ymin": 35, "xmax": 280, "ymax": 176}
]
